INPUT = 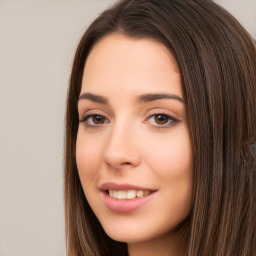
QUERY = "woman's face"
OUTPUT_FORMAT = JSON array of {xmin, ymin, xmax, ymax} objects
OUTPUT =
[{"xmin": 76, "ymin": 33, "xmax": 193, "ymax": 247}]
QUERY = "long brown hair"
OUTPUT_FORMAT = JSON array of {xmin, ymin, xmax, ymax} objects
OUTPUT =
[{"xmin": 64, "ymin": 0, "xmax": 256, "ymax": 255}]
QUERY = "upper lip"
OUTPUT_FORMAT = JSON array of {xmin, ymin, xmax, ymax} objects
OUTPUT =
[{"xmin": 100, "ymin": 182, "xmax": 156, "ymax": 191}]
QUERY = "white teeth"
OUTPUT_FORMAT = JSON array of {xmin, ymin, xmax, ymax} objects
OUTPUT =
[
  {"xmin": 108, "ymin": 190, "xmax": 151, "ymax": 200},
  {"xmin": 136, "ymin": 190, "xmax": 144, "ymax": 198},
  {"xmin": 109, "ymin": 190, "xmax": 114, "ymax": 197},
  {"xmin": 127, "ymin": 190, "xmax": 136, "ymax": 199},
  {"xmin": 117, "ymin": 191, "xmax": 127, "ymax": 200}
]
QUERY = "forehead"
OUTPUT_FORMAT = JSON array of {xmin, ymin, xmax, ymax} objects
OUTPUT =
[{"xmin": 81, "ymin": 33, "xmax": 182, "ymax": 99}]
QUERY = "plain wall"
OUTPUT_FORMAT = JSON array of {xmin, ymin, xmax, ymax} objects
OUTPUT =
[{"xmin": 0, "ymin": 1, "xmax": 255, "ymax": 255}]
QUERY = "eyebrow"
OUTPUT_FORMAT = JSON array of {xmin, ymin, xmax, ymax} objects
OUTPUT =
[
  {"xmin": 78, "ymin": 92, "xmax": 184, "ymax": 104},
  {"xmin": 136, "ymin": 93, "xmax": 184, "ymax": 104},
  {"xmin": 78, "ymin": 93, "xmax": 109, "ymax": 104}
]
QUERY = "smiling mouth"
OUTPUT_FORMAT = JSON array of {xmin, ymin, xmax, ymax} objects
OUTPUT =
[
  {"xmin": 108, "ymin": 190, "xmax": 151, "ymax": 200},
  {"xmin": 101, "ymin": 185, "xmax": 157, "ymax": 212}
]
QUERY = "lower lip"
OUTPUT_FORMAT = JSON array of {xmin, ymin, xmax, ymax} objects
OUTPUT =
[{"xmin": 102, "ymin": 191, "xmax": 156, "ymax": 213}]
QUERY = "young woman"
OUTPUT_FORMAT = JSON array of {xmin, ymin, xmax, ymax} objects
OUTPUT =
[{"xmin": 64, "ymin": 0, "xmax": 256, "ymax": 255}]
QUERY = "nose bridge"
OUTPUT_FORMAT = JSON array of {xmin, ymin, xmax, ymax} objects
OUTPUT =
[{"xmin": 103, "ymin": 115, "xmax": 140, "ymax": 168}]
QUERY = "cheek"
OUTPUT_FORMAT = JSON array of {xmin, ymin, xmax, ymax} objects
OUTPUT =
[
  {"xmin": 143, "ymin": 124, "xmax": 193, "ymax": 213},
  {"xmin": 144, "ymin": 124, "xmax": 193, "ymax": 176},
  {"xmin": 76, "ymin": 130, "xmax": 103, "ymax": 183}
]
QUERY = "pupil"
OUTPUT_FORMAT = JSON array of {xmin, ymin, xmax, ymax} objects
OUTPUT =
[{"xmin": 155, "ymin": 115, "xmax": 167, "ymax": 124}]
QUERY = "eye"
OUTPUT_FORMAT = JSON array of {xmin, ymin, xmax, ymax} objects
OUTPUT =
[
  {"xmin": 153, "ymin": 114, "xmax": 169, "ymax": 125},
  {"xmin": 90, "ymin": 115, "xmax": 105, "ymax": 124},
  {"xmin": 147, "ymin": 114, "xmax": 178, "ymax": 128},
  {"xmin": 80, "ymin": 114, "xmax": 109, "ymax": 128}
]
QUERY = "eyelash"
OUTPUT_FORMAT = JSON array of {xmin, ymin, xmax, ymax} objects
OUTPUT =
[
  {"xmin": 80, "ymin": 114, "xmax": 110, "ymax": 128},
  {"xmin": 80, "ymin": 113, "xmax": 179, "ymax": 129},
  {"xmin": 146, "ymin": 113, "xmax": 179, "ymax": 128}
]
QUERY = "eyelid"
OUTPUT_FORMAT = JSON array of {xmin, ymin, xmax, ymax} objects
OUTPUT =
[
  {"xmin": 79, "ymin": 109, "xmax": 110, "ymax": 128},
  {"xmin": 146, "ymin": 113, "xmax": 178, "ymax": 128},
  {"xmin": 79, "ymin": 109, "xmax": 109, "ymax": 121},
  {"xmin": 146, "ymin": 107, "xmax": 182, "ymax": 121},
  {"xmin": 146, "ymin": 108, "xmax": 180, "ymax": 120},
  {"xmin": 144, "ymin": 109, "xmax": 180, "ymax": 128}
]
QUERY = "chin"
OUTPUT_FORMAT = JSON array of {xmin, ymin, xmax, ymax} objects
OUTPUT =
[
  {"xmin": 99, "ymin": 217, "xmax": 179, "ymax": 245},
  {"xmin": 106, "ymin": 230, "xmax": 152, "ymax": 244}
]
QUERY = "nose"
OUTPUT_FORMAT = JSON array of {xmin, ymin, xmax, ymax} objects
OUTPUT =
[{"xmin": 103, "ymin": 121, "xmax": 141, "ymax": 170}]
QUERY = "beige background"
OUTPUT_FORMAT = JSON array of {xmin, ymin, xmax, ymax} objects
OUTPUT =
[{"xmin": 0, "ymin": 1, "xmax": 255, "ymax": 255}]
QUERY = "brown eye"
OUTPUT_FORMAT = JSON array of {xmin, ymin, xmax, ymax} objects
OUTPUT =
[
  {"xmin": 81, "ymin": 114, "xmax": 109, "ymax": 128},
  {"xmin": 92, "ymin": 115, "xmax": 105, "ymax": 124},
  {"xmin": 147, "ymin": 113, "xmax": 178, "ymax": 128},
  {"xmin": 154, "ymin": 114, "xmax": 169, "ymax": 125}
]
